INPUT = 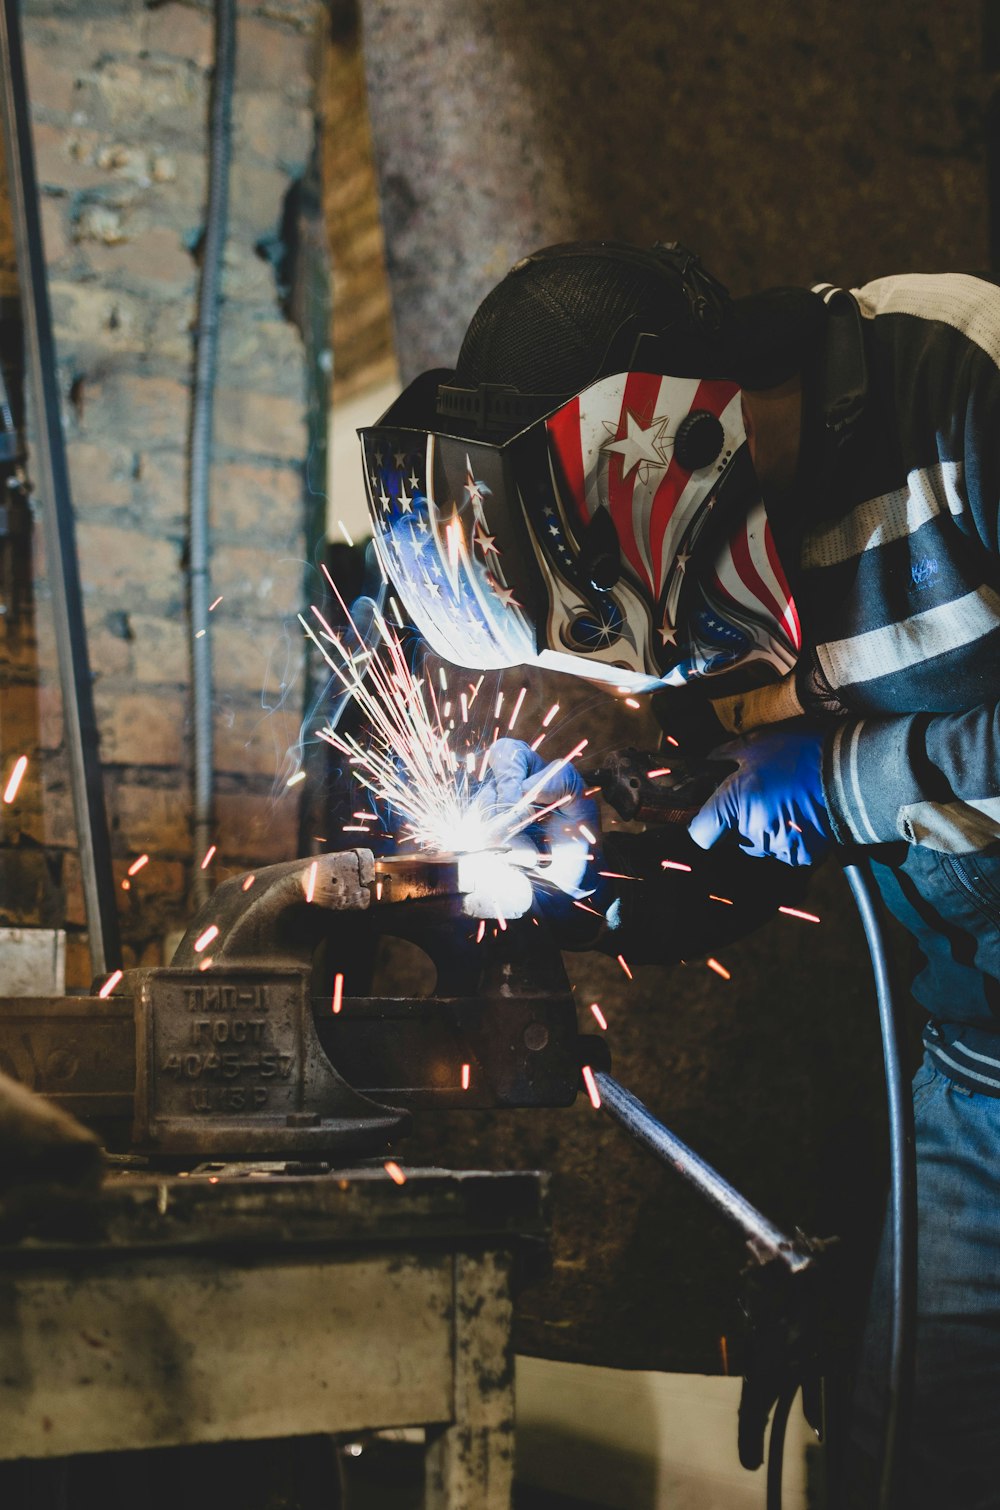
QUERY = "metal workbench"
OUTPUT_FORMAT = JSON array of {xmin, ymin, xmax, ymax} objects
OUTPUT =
[{"xmin": 0, "ymin": 1165, "xmax": 549, "ymax": 1509}]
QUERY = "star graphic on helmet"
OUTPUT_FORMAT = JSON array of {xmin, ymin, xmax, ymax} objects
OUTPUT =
[
  {"xmin": 464, "ymin": 458, "xmax": 492, "ymax": 513},
  {"xmin": 659, "ymin": 622, "xmax": 678, "ymax": 647},
  {"xmin": 602, "ymin": 410, "xmax": 670, "ymax": 481},
  {"xmin": 398, "ymin": 481, "xmax": 412, "ymax": 513},
  {"xmin": 473, "ymin": 522, "xmax": 499, "ymax": 557},
  {"xmin": 486, "ymin": 574, "xmax": 519, "ymax": 609}
]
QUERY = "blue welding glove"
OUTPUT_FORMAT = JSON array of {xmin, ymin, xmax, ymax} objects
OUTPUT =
[
  {"xmin": 478, "ymin": 737, "xmax": 604, "ymax": 921},
  {"xmin": 687, "ymin": 726, "xmax": 833, "ymax": 868}
]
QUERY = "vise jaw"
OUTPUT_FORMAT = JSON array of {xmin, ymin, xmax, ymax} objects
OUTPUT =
[{"xmin": 132, "ymin": 850, "xmax": 409, "ymax": 1160}]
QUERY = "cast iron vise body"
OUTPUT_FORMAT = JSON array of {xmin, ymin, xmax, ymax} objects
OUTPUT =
[{"xmin": 0, "ymin": 849, "xmax": 608, "ymax": 1161}]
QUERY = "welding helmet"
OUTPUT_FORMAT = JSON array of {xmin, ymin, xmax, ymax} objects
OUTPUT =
[{"xmin": 360, "ymin": 242, "xmax": 821, "ymax": 691}]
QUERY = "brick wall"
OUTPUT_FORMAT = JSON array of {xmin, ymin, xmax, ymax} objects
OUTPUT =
[{"xmin": 0, "ymin": 0, "xmax": 322, "ymax": 985}]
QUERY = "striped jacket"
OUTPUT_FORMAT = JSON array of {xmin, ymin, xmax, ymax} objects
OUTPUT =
[
  {"xmin": 806, "ymin": 274, "xmax": 1000, "ymax": 852},
  {"xmin": 798, "ymin": 273, "xmax": 1000, "ymax": 1088}
]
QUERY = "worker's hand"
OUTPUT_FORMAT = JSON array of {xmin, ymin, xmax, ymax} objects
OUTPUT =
[
  {"xmin": 687, "ymin": 726, "xmax": 833, "ymax": 867},
  {"xmin": 479, "ymin": 737, "xmax": 602, "ymax": 911}
]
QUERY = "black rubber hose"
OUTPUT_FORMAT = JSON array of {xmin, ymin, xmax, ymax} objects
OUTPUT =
[
  {"xmin": 766, "ymin": 1387, "xmax": 796, "ymax": 1510},
  {"xmin": 843, "ymin": 860, "xmax": 916, "ymax": 1510},
  {"xmin": 189, "ymin": 0, "xmax": 236, "ymax": 905}
]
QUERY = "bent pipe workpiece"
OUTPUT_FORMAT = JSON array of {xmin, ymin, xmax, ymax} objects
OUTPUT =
[{"xmin": 594, "ymin": 1071, "xmax": 815, "ymax": 1274}]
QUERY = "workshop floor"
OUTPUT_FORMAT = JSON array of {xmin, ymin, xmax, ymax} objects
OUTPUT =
[{"xmin": 340, "ymin": 1441, "xmax": 597, "ymax": 1508}]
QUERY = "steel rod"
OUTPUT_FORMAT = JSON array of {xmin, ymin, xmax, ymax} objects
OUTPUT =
[
  {"xmin": 0, "ymin": 0, "xmax": 120, "ymax": 976},
  {"xmin": 594, "ymin": 1072, "xmax": 812, "ymax": 1273}
]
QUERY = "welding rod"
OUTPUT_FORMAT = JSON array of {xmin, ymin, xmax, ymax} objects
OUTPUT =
[{"xmin": 594, "ymin": 1072, "xmax": 813, "ymax": 1274}]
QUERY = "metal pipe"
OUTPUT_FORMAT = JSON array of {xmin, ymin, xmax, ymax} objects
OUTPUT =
[
  {"xmin": 188, "ymin": 0, "xmax": 236, "ymax": 905},
  {"xmin": 0, "ymin": 0, "xmax": 121, "ymax": 976},
  {"xmin": 594, "ymin": 1072, "xmax": 813, "ymax": 1274}
]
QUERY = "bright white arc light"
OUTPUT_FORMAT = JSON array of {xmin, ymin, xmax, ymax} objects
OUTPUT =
[{"xmin": 458, "ymin": 849, "xmax": 534, "ymax": 921}]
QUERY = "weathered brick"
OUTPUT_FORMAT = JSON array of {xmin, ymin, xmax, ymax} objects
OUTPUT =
[
  {"xmin": 23, "ymin": 38, "xmax": 82, "ymax": 118},
  {"xmin": 0, "ymin": 846, "xmax": 63, "ymax": 927},
  {"xmin": 228, "ymin": 160, "xmax": 296, "ymax": 237},
  {"xmin": 236, "ymin": 92, "xmax": 314, "ymax": 164},
  {"xmin": 235, "ymin": 17, "xmax": 314, "ymax": 94},
  {"xmin": 214, "ymin": 693, "xmax": 303, "ymax": 780},
  {"xmin": 210, "ymin": 459, "xmax": 302, "ymax": 536},
  {"xmin": 218, "ymin": 312, "xmax": 305, "ymax": 396},
  {"xmin": 52, "ymin": 283, "xmax": 148, "ymax": 354},
  {"xmin": 147, "ymin": 302, "xmax": 195, "ymax": 364},
  {"xmin": 207, "ymin": 543, "xmax": 304, "ymax": 619},
  {"xmin": 83, "ymin": 373, "xmax": 189, "ymax": 448},
  {"xmin": 0, "ymin": 680, "xmax": 63, "ymax": 751},
  {"xmin": 130, "ymin": 613, "xmax": 190, "ymax": 685},
  {"xmin": 76, "ymin": 523, "xmax": 181, "ymax": 611},
  {"xmin": 65, "ymin": 439, "xmax": 135, "ymax": 507},
  {"xmin": 84, "ymin": 621, "xmax": 134, "ymax": 681},
  {"xmin": 135, "ymin": 450, "xmax": 186, "ymax": 531},
  {"xmin": 221, "ymin": 243, "xmax": 279, "ymax": 303},
  {"xmin": 213, "ymin": 788, "xmax": 300, "ymax": 864},
  {"xmin": 144, "ymin": 3, "xmax": 214, "ymax": 69},
  {"xmin": 114, "ymin": 779, "xmax": 190, "ymax": 854},
  {"xmin": 214, "ymin": 387, "xmax": 307, "ymax": 460},
  {"xmin": 34, "ymin": 124, "xmax": 108, "ymax": 193},
  {"xmin": 40, "ymin": 195, "xmax": 71, "ymax": 265},
  {"xmin": 94, "ymin": 687, "xmax": 187, "ymax": 767},
  {"xmin": 83, "ymin": 224, "xmax": 195, "ymax": 293},
  {"xmin": 80, "ymin": 56, "xmax": 206, "ymax": 130},
  {"xmin": 212, "ymin": 616, "xmax": 306, "ymax": 696}
]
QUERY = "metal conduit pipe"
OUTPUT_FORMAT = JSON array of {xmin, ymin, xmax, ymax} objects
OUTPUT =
[{"xmin": 189, "ymin": 0, "xmax": 236, "ymax": 906}]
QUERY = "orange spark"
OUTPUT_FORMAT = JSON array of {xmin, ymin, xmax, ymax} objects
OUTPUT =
[
  {"xmin": 709, "ymin": 894, "xmax": 733, "ymax": 905},
  {"xmin": 497, "ymin": 916, "xmax": 507, "ymax": 932},
  {"xmin": 665, "ymin": 735, "xmax": 679, "ymax": 747},
  {"xmin": 121, "ymin": 878, "xmax": 131, "ymax": 891},
  {"xmin": 3, "ymin": 755, "xmax": 28, "ymax": 804},
  {"xmin": 375, "ymin": 880, "xmax": 384, "ymax": 900},
  {"xmin": 529, "ymin": 732, "xmax": 546, "ymax": 751},
  {"xmin": 384, "ymin": 1160, "xmax": 407, "ymax": 1186},
  {"xmin": 624, "ymin": 697, "xmax": 641, "ymax": 709},
  {"xmin": 461, "ymin": 1063, "xmax": 471, "ymax": 1090},
  {"xmin": 286, "ymin": 770, "xmax": 306, "ymax": 787},
  {"xmin": 617, "ymin": 954, "xmax": 633, "ymax": 980},
  {"xmin": 646, "ymin": 767, "xmax": 671, "ymax": 778},
  {"xmin": 661, "ymin": 859, "xmax": 692, "ymax": 872},
  {"xmin": 209, "ymin": 595, "xmax": 223, "ymax": 611},
  {"xmin": 590, "ymin": 1002, "xmax": 608, "ymax": 1030},
  {"xmin": 542, "ymin": 702, "xmax": 560, "ymax": 728},
  {"xmin": 200, "ymin": 845, "xmax": 216, "ymax": 870},
  {"xmin": 598, "ymin": 871, "xmax": 641, "ymax": 880},
  {"xmin": 707, "ymin": 957, "xmax": 731, "ymax": 980},
  {"xmin": 98, "ymin": 969, "xmax": 123, "ymax": 999},
  {"xmin": 581, "ymin": 1065, "xmax": 602, "ymax": 1109},
  {"xmin": 508, "ymin": 686, "xmax": 527, "ymax": 731},
  {"xmin": 194, "ymin": 924, "xmax": 219, "ymax": 953},
  {"xmin": 719, "ymin": 1336, "xmax": 730, "ymax": 1375},
  {"xmin": 241, "ymin": 873, "xmax": 256, "ymax": 891},
  {"xmin": 476, "ymin": 920, "xmax": 486, "ymax": 943},
  {"xmin": 127, "ymin": 853, "xmax": 150, "ymax": 877},
  {"xmin": 778, "ymin": 905, "xmax": 821, "ymax": 923},
  {"xmin": 199, "ymin": 955, "xmax": 214, "ymax": 971},
  {"xmin": 332, "ymin": 972, "xmax": 344, "ymax": 1014},
  {"xmin": 304, "ymin": 859, "xmax": 318, "ymax": 903},
  {"xmin": 579, "ymin": 823, "xmax": 597, "ymax": 845}
]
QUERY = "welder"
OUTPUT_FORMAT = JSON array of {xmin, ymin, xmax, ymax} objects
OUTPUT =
[{"xmin": 359, "ymin": 241, "xmax": 1000, "ymax": 1506}]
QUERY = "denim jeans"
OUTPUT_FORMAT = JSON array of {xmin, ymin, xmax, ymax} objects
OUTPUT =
[{"xmin": 848, "ymin": 1053, "xmax": 1000, "ymax": 1508}]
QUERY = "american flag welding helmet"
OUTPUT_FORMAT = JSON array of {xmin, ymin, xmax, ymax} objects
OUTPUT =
[{"xmin": 359, "ymin": 243, "xmax": 807, "ymax": 691}]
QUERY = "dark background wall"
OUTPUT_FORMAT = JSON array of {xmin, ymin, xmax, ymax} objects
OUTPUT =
[{"xmin": 355, "ymin": 0, "xmax": 989, "ymax": 1372}]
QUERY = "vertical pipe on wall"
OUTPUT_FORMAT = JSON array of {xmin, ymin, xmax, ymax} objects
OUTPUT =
[{"xmin": 189, "ymin": 0, "xmax": 236, "ymax": 906}]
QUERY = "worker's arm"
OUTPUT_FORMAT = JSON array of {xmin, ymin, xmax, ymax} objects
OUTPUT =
[{"xmin": 822, "ymin": 700, "xmax": 1000, "ymax": 851}]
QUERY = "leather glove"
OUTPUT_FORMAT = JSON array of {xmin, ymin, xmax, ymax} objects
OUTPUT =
[
  {"xmin": 687, "ymin": 726, "xmax": 833, "ymax": 867},
  {"xmin": 477, "ymin": 737, "xmax": 604, "ymax": 924}
]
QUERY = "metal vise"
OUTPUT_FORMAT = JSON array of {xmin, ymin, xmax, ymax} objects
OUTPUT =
[{"xmin": 1, "ymin": 850, "xmax": 608, "ymax": 1163}]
